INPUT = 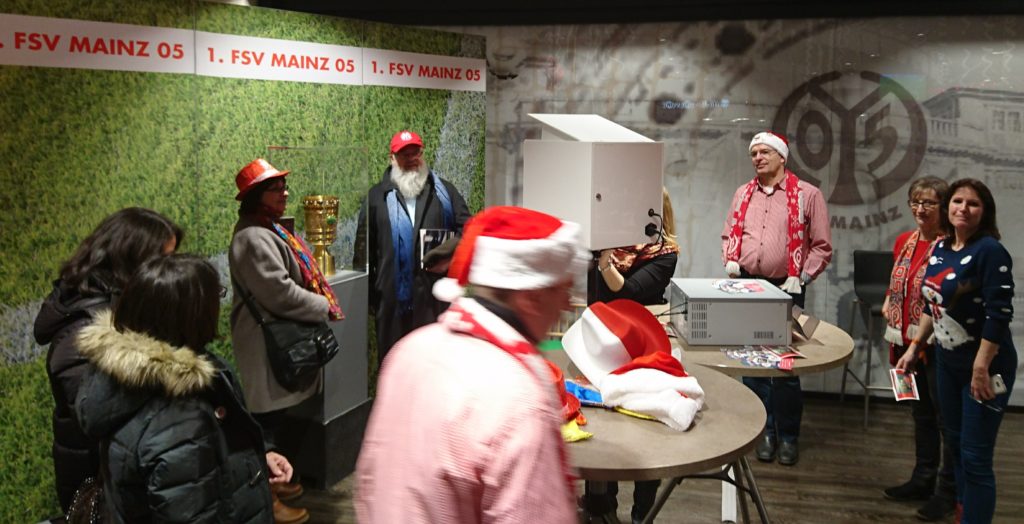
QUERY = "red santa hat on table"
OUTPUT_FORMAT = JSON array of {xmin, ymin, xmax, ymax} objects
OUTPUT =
[
  {"xmin": 562, "ymin": 299, "xmax": 704, "ymax": 431},
  {"xmin": 749, "ymin": 131, "xmax": 789, "ymax": 161},
  {"xmin": 433, "ymin": 206, "xmax": 588, "ymax": 301}
]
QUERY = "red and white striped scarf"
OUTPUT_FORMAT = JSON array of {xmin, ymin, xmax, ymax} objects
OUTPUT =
[
  {"xmin": 725, "ymin": 170, "xmax": 804, "ymax": 278},
  {"xmin": 440, "ymin": 299, "xmax": 577, "ymax": 496},
  {"xmin": 884, "ymin": 231, "xmax": 939, "ymax": 348}
]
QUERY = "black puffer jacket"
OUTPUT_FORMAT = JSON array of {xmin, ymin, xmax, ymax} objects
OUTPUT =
[
  {"xmin": 33, "ymin": 280, "xmax": 111, "ymax": 511},
  {"xmin": 75, "ymin": 312, "xmax": 273, "ymax": 524}
]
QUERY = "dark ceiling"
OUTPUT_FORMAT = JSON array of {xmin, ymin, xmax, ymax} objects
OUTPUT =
[{"xmin": 256, "ymin": 0, "xmax": 1023, "ymax": 25}]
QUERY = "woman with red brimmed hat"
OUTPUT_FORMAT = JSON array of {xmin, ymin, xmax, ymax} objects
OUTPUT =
[{"xmin": 228, "ymin": 158, "xmax": 345, "ymax": 524}]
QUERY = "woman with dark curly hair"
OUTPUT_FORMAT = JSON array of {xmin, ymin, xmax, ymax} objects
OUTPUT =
[{"xmin": 33, "ymin": 207, "xmax": 180, "ymax": 514}]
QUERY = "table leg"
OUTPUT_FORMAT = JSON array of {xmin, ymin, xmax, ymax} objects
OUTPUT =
[
  {"xmin": 733, "ymin": 461, "xmax": 751, "ymax": 523},
  {"xmin": 722, "ymin": 464, "xmax": 737, "ymax": 523},
  {"xmin": 738, "ymin": 457, "xmax": 771, "ymax": 523},
  {"xmin": 640, "ymin": 477, "xmax": 683, "ymax": 524}
]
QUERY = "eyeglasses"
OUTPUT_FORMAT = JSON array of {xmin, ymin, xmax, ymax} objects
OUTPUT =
[
  {"xmin": 908, "ymin": 199, "xmax": 940, "ymax": 210},
  {"xmin": 266, "ymin": 183, "xmax": 288, "ymax": 193}
]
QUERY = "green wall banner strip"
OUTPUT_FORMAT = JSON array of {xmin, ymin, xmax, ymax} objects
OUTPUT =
[{"xmin": 0, "ymin": 13, "xmax": 486, "ymax": 91}]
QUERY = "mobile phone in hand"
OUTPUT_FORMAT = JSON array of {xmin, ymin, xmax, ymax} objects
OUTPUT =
[{"xmin": 991, "ymin": 374, "xmax": 1008, "ymax": 395}]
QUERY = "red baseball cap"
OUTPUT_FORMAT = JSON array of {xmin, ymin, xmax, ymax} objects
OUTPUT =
[
  {"xmin": 390, "ymin": 130, "xmax": 423, "ymax": 154},
  {"xmin": 235, "ymin": 158, "xmax": 289, "ymax": 200}
]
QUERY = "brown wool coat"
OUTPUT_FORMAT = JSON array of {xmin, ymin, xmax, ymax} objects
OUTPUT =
[{"xmin": 229, "ymin": 215, "xmax": 329, "ymax": 413}]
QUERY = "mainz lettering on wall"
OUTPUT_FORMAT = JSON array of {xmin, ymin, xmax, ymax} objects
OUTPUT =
[{"xmin": 0, "ymin": 13, "xmax": 486, "ymax": 92}]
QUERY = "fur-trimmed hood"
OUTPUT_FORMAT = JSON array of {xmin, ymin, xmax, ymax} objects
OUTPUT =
[{"xmin": 77, "ymin": 310, "xmax": 217, "ymax": 397}]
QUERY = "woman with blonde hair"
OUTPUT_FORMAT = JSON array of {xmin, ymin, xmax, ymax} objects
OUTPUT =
[{"xmin": 587, "ymin": 187, "xmax": 680, "ymax": 523}]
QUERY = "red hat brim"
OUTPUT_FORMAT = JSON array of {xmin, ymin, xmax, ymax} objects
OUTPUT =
[{"xmin": 234, "ymin": 170, "xmax": 289, "ymax": 200}]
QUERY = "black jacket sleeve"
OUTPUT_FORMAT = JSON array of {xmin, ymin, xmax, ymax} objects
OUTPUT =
[{"xmin": 599, "ymin": 252, "xmax": 678, "ymax": 305}]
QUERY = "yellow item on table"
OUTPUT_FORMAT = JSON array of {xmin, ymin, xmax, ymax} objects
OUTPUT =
[
  {"xmin": 613, "ymin": 406, "xmax": 658, "ymax": 421},
  {"xmin": 561, "ymin": 420, "xmax": 593, "ymax": 442}
]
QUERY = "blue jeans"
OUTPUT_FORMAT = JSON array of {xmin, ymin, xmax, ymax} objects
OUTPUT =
[
  {"xmin": 743, "ymin": 376, "xmax": 803, "ymax": 443},
  {"xmin": 936, "ymin": 351, "xmax": 1016, "ymax": 524},
  {"xmin": 739, "ymin": 270, "xmax": 806, "ymax": 444}
]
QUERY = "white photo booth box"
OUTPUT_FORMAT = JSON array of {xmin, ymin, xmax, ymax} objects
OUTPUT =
[
  {"xmin": 669, "ymin": 278, "xmax": 793, "ymax": 346},
  {"xmin": 522, "ymin": 114, "xmax": 664, "ymax": 251}
]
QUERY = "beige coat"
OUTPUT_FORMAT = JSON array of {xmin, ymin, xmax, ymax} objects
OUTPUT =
[{"xmin": 229, "ymin": 215, "xmax": 329, "ymax": 413}]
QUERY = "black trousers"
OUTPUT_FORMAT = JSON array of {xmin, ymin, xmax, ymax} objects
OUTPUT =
[{"xmin": 910, "ymin": 355, "xmax": 956, "ymax": 498}]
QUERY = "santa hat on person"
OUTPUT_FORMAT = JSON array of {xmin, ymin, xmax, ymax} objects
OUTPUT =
[
  {"xmin": 562, "ymin": 299, "xmax": 704, "ymax": 431},
  {"xmin": 749, "ymin": 131, "xmax": 789, "ymax": 161},
  {"xmin": 432, "ymin": 206, "xmax": 588, "ymax": 301}
]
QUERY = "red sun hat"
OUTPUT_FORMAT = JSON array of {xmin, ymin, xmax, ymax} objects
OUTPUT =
[
  {"xmin": 235, "ymin": 158, "xmax": 289, "ymax": 200},
  {"xmin": 562, "ymin": 299, "xmax": 673, "ymax": 387},
  {"xmin": 390, "ymin": 130, "xmax": 423, "ymax": 154}
]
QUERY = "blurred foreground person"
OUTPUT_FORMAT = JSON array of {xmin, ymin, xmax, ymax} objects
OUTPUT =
[
  {"xmin": 356, "ymin": 206, "xmax": 586, "ymax": 524},
  {"xmin": 34, "ymin": 207, "xmax": 180, "ymax": 514},
  {"xmin": 76, "ymin": 255, "xmax": 298, "ymax": 523}
]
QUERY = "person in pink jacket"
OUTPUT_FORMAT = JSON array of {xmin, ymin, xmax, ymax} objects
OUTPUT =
[{"xmin": 356, "ymin": 206, "xmax": 587, "ymax": 524}]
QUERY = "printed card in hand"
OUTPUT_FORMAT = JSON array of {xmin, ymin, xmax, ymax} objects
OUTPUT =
[{"xmin": 890, "ymin": 368, "xmax": 920, "ymax": 401}]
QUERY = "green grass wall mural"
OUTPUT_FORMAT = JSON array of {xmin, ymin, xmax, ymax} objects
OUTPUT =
[{"xmin": 0, "ymin": 1, "xmax": 485, "ymax": 520}]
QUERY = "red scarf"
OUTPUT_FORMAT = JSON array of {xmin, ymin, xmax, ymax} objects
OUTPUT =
[
  {"xmin": 725, "ymin": 170, "xmax": 803, "ymax": 278},
  {"xmin": 885, "ymin": 231, "xmax": 939, "ymax": 362},
  {"xmin": 441, "ymin": 299, "xmax": 577, "ymax": 496},
  {"xmin": 247, "ymin": 209, "xmax": 344, "ymax": 321},
  {"xmin": 611, "ymin": 241, "xmax": 679, "ymax": 273}
]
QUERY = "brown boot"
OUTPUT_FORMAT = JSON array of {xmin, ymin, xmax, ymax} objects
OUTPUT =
[
  {"xmin": 272, "ymin": 491, "xmax": 309, "ymax": 524},
  {"xmin": 272, "ymin": 481, "xmax": 305, "ymax": 502}
]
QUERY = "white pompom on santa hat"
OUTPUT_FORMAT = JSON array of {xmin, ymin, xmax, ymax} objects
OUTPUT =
[
  {"xmin": 563, "ymin": 299, "xmax": 704, "ymax": 431},
  {"xmin": 432, "ymin": 206, "xmax": 588, "ymax": 302}
]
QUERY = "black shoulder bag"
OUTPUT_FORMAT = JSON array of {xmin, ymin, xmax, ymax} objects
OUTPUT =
[{"xmin": 234, "ymin": 279, "xmax": 340, "ymax": 392}]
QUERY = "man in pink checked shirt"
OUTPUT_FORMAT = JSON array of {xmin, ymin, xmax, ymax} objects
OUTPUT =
[
  {"xmin": 721, "ymin": 131, "xmax": 833, "ymax": 467},
  {"xmin": 356, "ymin": 206, "xmax": 587, "ymax": 524}
]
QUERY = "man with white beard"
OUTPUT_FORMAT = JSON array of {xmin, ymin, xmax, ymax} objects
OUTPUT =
[{"xmin": 355, "ymin": 130, "xmax": 471, "ymax": 369}]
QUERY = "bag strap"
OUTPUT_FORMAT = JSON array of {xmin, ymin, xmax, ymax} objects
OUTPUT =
[{"xmin": 231, "ymin": 277, "xmax": 268, "ymax": 326}]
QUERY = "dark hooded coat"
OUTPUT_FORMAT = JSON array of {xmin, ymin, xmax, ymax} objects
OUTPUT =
[
  {"xmin": 33, "ymin": 279, "xmax": 112, "ymax": 511},
  {"xmin": 75, "ymin": 312, "xmax": 273, "ymax": 524},
  {"xmin": 354, "ymin": 167, "xmax": 470, "ymax": 364}
]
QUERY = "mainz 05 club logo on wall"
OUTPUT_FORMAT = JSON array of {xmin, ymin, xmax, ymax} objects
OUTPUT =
[{"xmin": 773, "ymin": 71, "xmax": 928, "ymax": 229}]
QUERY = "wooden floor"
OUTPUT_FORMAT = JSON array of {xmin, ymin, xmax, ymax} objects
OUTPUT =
[{"xmin": 296, "ymin": 395, "xmax": 1024, "ymax": 523}]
